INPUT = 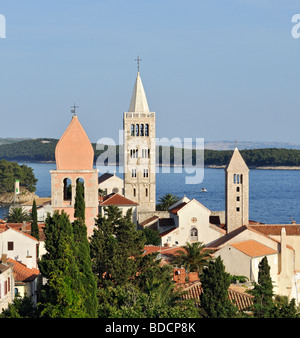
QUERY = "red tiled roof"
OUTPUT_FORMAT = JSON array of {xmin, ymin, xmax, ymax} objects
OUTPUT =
[
  {"xmin": 99, "ymin": 193, "xmax": 138, "ymax": 206},
  {"xmin": 139, "ymin": 216, "xmax": 159, "ymax": 227},
  {"xmin": 230, "ymin": 240, "xmax": 277, "ymax": 257},
  {"xmin": 169, "ymin": 202, "xmax": 187, "ymax": 214},
  {"xmin": 7, "ymin": 258, "xmax": 40, "ymax": 283},
  {"xmin": 179, "ymin": 281, "xmax": 254, "ymax": 311},
  {"xmin": 248, "ymin": 224, "xmax": 300, "ymax": 236}
]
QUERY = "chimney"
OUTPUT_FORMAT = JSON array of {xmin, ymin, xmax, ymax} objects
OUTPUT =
[{"xmin": 1, "ymin": 253, "xmax": 7, "ymax": 265}]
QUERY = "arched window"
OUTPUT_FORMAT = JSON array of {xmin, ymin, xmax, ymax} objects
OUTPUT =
[
  {"xmin": 133, "ymin": 188, "xmax": 136, "ymax": 197},
  {"xmin": 136, "ymin": 124, "xmax": 139, "ymax": 136},
  {"xmin": 233, "ymin": 174, "xmax": 236, "ymax": 184},
  {"xmin": 145, "ymin": 188, "xmax": 148, "ymax": 197},
  {"xmin": 131, "ymin": 124, "xmax": 135, "ymax": 136},
  {"xmin": 145, "ymin": 124, "xmax": 149, "ymax": 136},
  {"xmin": 140, "ymin": 124, "xmax": 144, "ymax": 136},
  {"xmin": 237, "ymin": 174, "xmax": 240, "ymax": 184},
  {"xmin": 63, "ymin": 178, "xmax": 72, "ymax": 201},
  {"xmin": 190, "ymin": 228, "xmax": 198, "ymax": 241},
  {"xmin": 240, "ymin": 174, "xmax": 243, "ymax": 184}
]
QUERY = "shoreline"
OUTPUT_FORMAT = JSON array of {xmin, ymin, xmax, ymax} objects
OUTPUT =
[{"xmin": 10, "ymin": 160, "xmax": 300, "ymax": 170}]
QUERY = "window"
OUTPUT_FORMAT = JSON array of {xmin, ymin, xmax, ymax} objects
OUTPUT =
[
  {"xmin": 143, "ymin": 168, "xmax": 149, "ymax": 177},
  {"xmin": 190, "ymin": 228, "xmax": 198, "ymax": 241},
  {"xmin": 237, "ymin": 174, "xmax": 240, "ymax": 184},
  {"xmin": 233, "ymin": 174, "xmax": 236, "ymax": 184},
  {"xmin": 240, "ymin": 174, "xmax": 243, "ymax": 184},
  {"xmin": 145, "ymin": 124, "xmax": 149, "ymax": 136},
  {"xmin": 236, "ymin": 207, "xmax": 240, "ymax": 212},
  {"xmin": 63, "ymin": 178, "xmax": 72, "ymax": 201},
  {"xmin": 132, "ymin": 169, "xmax": 137, "ymax": 177},
  {"xmin": 236, "ymin": 196, "xmax": 240, "ymax": 201},
  {"xmin": 133, "ymin": 188, "xmax": 136, "ymax": 197},
  {"xmin": 135, "ymin": 124, "xmax": 139, "ymax": 136},
  {"xmin": 145, "ymin": 188, "xmax": 148, "ymax": 197},
  {"xmin": 131, "ymin": 124, "xmax": 135, "ymax": 136},
  {"xmin": 7, "ymin": 241, "xmax": 13, "ymax": 251},
  {"xmin": 236, "ymin": 187, "xmax": 240, "ymax": 192},
  {"xmin": 140, "ymin": 124, "xmax": 144, "ymax": 136}
]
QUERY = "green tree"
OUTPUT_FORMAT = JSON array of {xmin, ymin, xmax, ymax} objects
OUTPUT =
[
  {"xmin": 72, "ymin": 183, "xmax": 98, "ymax": 318},
  {"xmin": 38, "ymin": 211, "xmax": 90, "ymax": 318},
  {"xmin": 171, "ymin": 242, "xmax": 213, "ymax": 274},
  {"xmin": 74, "ymin": 181, "xmax": 85, "ymax": 222},
  {"xmin": 90, "ymin": 206, "xmax": 146, "ymax": 287},
  {"xmin": 7, "ymin": 206, "xmax": 31, "ymax": 223},
  {"xmin": 30, "ymin": 199, "xmax": 39, "ymax": 240},
  {"xmin": 0, "ymin": 295, "xmax": 37, "ymax": 318},
  {"xmin": 156, "ymin": 193, "xmax": 180, "ymax": 211},
  {"xmin": 142, "ymin": 227, "xmax": 161, "ymax": 246},
  {"xmin": 200, "ymin": 256, "xmax": 237, "ymax": 318},
  {"xmin": 250, "ymin": 256, "xmax": 274, "ymax": 317}
]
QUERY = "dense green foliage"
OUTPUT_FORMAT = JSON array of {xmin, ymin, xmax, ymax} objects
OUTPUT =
[
  {"xmin": 0, "ymin": 159, "xmax": 37, "ymax": 193},
  {"xmin": 250, "ymin": 256, "xmax": 300, "ymax": 318},
  {"xmin": 200, "ymin": 256, "xmax": 238, "ymax": 318},
  {"xmin": 156, "ymin": 193, "xmax": 180, "ymax": 211},
  {"xmin": 171, "ymin": 242, "xmax": 214, "ymax": 274},
  {"xmin": 7, "ymin": 206, "xmax": 31, "ymax": 223},
  {"xmin": 38, "ymin": 211, "xmax": 96, "ymax": 318},
  {"xmin": 2, "ymin": 138, "xmax": 300, "ymax": 167}
]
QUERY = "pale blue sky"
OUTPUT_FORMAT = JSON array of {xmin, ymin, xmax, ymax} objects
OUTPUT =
[{"xmin": 0, "ymin": 0, "xmax": 300, "ymax": 144}]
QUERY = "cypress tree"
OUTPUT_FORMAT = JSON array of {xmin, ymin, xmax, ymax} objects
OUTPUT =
[
  {"xmin": 38, "ymin": 211, "xmax": 87, "ymax": 317},
  {"xmin": 31, "ymin": 199, "xmax": 39, "ymax": 241},
  {"xmin": 72, "ymin": 181, "xmax": 98, "ymax": 317},
  {"xmin": 74, "ymin": 181, "xmax": 85, "ymax": 222},
  {"xmin": 250, "ymin": 256, "xmax": 274, "ymax": 317},
  {"xmin": 200, "ymin": 256, "xmax": 237, "ymax": 318}
]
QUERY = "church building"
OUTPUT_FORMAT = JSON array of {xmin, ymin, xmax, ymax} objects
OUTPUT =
[
  {"xmin": 123, "ymin": 71, "xmax": 156, "ymax": 215},
  {"xmin": 50, "ymin": 113, "xmax": 99, "ymax": 236}
]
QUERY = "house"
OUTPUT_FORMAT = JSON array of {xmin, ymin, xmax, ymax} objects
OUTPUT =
[
  {"xmin": 98, "ymin": 172, "xmax": 124, "ymax": 196},
  {"xmin": 0, "ymin": 225, "xmax": 39, "ymax": 269},
  {"xmin": 7, "ymin": 258, "xmax": 41, "ymax": 307},
  {"xmin": 207, "ymin": 225, "xmax": 297, "ymax": 301},
  {"xmin": 0, "ymin": 254, "xmax": 14, "ymax": 312},
  {"xmin": 99, "ymin": 192, "xmax": 139, "ymax": 224},
  {"xmin": 21, "ymin": 197, "xmax": 52, "ymax": 222}
]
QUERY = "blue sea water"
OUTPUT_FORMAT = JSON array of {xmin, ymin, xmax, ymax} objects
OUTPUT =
[{"xmin": 1, "ymin": 162, "xmax": 300, "ymax": 224}]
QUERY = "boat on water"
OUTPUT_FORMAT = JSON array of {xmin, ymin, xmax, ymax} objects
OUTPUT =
[{"xmin": 201, "ymin": 188, "xmax": 207, "ymax": 192}]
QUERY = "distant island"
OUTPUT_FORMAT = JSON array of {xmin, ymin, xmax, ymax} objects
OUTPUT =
[{"xmin": 1, "ymin": 138, "xmax": 300, "ymax": 168}]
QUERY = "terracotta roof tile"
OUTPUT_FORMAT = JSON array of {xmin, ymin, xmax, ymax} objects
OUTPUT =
[
  {"xmin": 7, "ymin": 258, "xmax": 40, "ymax": 283},
  {"xmin": 99, "ymin": 193, "xmax": 138, "ymax": 206},
  {"xmin": 230, "ymin": 240, "xmax": 277, "ymax": 257},
  {"xmin": 169, "ymin": 202, "xmax": 187, "ymax": 214}
]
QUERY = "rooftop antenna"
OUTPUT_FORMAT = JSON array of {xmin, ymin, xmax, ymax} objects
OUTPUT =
[{"xmin": 71, "ymin": 103, "xmax": 79, "ymax": 116}]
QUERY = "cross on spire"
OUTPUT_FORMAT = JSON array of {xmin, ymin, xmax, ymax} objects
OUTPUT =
[
  {"xmin": 135, "ymin": 56, "xmax": 142, "ymax": 73},
  {"xmin": 71, "ymin": 103, "xmax": 79, "ymax": 116}
]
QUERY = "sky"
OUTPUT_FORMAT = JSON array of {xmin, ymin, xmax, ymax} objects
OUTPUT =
[{"xmin": 0, "ymin": 0, "xmax": 300, "ymax": 144}]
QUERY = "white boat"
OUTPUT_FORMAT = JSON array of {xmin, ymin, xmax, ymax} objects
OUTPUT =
[{"xmin": 201, "ymin": 188, "xmax": 207, "ymax": 192}]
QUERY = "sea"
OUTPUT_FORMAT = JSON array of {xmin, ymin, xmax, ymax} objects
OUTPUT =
[{"xmin": 1, "ymin": 162, "xmax": 300, "ymax": 225}]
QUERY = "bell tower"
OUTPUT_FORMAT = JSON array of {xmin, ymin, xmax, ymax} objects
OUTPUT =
[
  {"xmin": 50, "ymin": 111, "xmax": 99, "ymax": 236},
  {"xmin": 123, "ymin": 70, "xmax": 156, "ymax": 214},
  {"xmin": 225, "ymin": 147, "xmax": 249, "ymax": 233}
]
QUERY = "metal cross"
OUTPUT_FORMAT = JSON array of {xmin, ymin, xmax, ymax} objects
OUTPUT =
[
  {"xmin": 135, "ymin": 56, "xmax": 142, "ymax": 72},
  {"xmin": 71, "ymin": 103, "xmax": 79, "ymax": 116}
]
